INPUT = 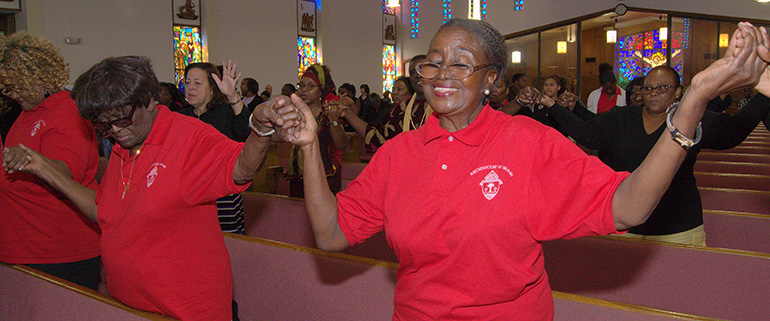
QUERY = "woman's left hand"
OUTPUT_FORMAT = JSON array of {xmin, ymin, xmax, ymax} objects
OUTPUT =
[{"xmin": 212, "ymin": 60, "xmax": 242, "ymax": 102}]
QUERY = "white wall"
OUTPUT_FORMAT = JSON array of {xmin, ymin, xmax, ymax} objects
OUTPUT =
[
  {"xmin": 201, "ymin": 0, "xmax": 299, "ymax": 94},
  {"xmin": 399, "ymin": 0, "xmax": 770, "ymax": 67},
  {"xmin": 20, "ymin": 0, "xmax": 171, "ymax": 84},
  {"xmin": 13, "ymin": 0, "xmax": 770, "ymax": 92},
  {"xmin": 318, "ymin": 0, "xmax": 384, "ymax": 94}
]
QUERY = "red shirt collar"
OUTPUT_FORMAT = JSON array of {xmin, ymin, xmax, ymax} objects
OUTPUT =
[
  {"xmin": 31, "ymin": 90, "xmax": 71, "ymax": 112},
  {"xmin": 421, "ymin": 103, "xmax": 494, "ymax": 147}
]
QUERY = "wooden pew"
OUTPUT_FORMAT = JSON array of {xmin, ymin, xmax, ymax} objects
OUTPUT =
[
  {"xmin": 224, "ymin": 234, "xmax": 715, "ymax": 321},
  {"xmin": 0, "ymin": 263, "xmax": 174, "ymax": 321},
  {"xmin": 341, "ymin": 161, "xmax": 367, "ymax": 180},
  {"xmin": 698, "ymin": 187, "xmax": 770, "ymax": 215},
  {"xmin": 242, "ymin": 190, "xmax": 769, "ymax": 257},
  {"xmin": 705, "ymin": 145, "xmax": 770, "ymax": 154},
  {"xmin": 241, "ymin": 192, "xmax": 770, "ymax": 319},
  {"xmin": 543, "ymin": 236, "xmax": 770, "ymax": 321},
  {"xmin": 241, "ymin": 192, "xmax": 398, "ymax": 262},
  {"xmin": 696, "ymin": 151, "xmax": 770, "ymax": 163},
  {"xmin": 694, "ymin": 172, "xmax": 770, "ymax": 191},
  {"xmin": 703, "ymin": 209, "xmax": 770, "ymax": 253},
  {"xmin": 694, "ymin": 160, "xmax": 770, "ymax": 176}
]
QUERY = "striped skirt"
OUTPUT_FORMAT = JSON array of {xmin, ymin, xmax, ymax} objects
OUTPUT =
[{"xmin": 216, "ymin": 193, "xmax": 245, "ymax": 234}]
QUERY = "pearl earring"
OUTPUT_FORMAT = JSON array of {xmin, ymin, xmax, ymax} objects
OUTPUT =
[{"xmin": 483, "ymin": 89, "xmax": 490, "ymax": 95}]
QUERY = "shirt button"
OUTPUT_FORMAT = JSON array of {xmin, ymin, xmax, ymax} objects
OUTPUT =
[
  {"xmin": 448, "ymin": 136, "xmax": 454, "ymax": 142},
  {"xmin": 442, "ymin": 164, "xmax": 448, "ymax": 170}
]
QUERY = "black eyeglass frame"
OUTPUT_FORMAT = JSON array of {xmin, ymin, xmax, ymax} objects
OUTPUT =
[
  {"xmin": 641, "ymin": 84, "xmax": 676, "ymax": 95},
  {"xmin": 415, "ymin": 61, "xmax": 495, "ymax": 80}
]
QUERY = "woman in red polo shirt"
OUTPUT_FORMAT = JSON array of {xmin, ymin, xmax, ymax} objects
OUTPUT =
[
  {"xmin": 278, "ymin": 19, "xmax": 768, "ymax": 320},
  {"xmin": 0, "ymin": 32, "xmax": 100, "ymax": 290},
  {"xmin": 14, "ymin": 56, "xmax": 298, "ymax": 321}
]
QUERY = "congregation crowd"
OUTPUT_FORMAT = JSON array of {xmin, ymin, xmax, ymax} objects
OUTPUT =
[{"xmin": 1, "ymin": 17, "xmax": 769, "ymax": 320}]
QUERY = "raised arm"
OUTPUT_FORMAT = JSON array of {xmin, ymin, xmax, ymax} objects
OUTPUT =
[
  {"xmin": 339, "ymin": 96, "xmax": 370, "ymax": 137},
  {"xmin": 10, "ymin": 144, "xmax": 97, "ymax": 221},
  {"xmin": 325, "ymin": 100, "xmax": 350, "ymax": 151},
  {"xmin": 612, "ymin": 23, "xmax": 768, "ymax": 230},
  {"xmin": 282, "ymin": 93, "xmax": 350, "ymax": 251}
]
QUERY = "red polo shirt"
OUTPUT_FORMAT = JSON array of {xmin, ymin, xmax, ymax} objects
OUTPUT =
[
  {"xmin": 337, "ymin": 105, "xmax": 629, "ymax": 320},
  {"xmin": 96, "ymin": 106, "xmax": 248, "ymax": 321},
  {"xmin": 0, "ymin": 91, "xmax": 100, "ymax": 264}
]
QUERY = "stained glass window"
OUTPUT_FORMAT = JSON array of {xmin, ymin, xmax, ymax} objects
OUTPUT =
[
  {"xmin": 617, "ymin": 30, "xmax": 683, "ymax": 88},
  {"xmin": 514, "ymin": 0, "xmax": 524, "ymax": 11},
  {"xmin": 298, "ymin": 37, "xmax": 318, "ymax": 79},
  {"xmin": 443, "ymin": 0, "xmax": 451, "ymax": 22},
  {"xmin": 383, "ymin": 45, "xmax": 397, "ymax": 92},
  {"xmin": 382, "ymin": 0, "xmax": 395, "ymax": 14},
  {"xmin": 410, "ymin": 1, "xmax": 419, "ymax": 38},
  {"xmin": 173, "ymin": 26, "xmax": 203, "ymax": 91},
  {"xmin": 468, "ymin": 0, "xmax": 486, "ymax": 20}
]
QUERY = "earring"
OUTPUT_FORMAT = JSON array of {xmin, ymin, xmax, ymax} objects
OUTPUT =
[{"xmin": 483, "ymin": 89, "xmax": 490, "ymax": 95}]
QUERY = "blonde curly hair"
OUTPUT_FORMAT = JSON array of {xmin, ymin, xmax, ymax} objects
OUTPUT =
[{"xmin": 0, "ymin": 32, "xmax": 69, "ymax": 112}]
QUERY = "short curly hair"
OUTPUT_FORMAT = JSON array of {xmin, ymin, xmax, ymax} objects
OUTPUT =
[
  {"xmin": 438, "ymin": 19, "xmax": 506, "ymax": 83},
  {"xmin": 0, "ymin": 32, "xmax": 69, "ymax": 96},
  {"xmin": 71, "ymin": 56, "xmax": 160, "ymax": 121}
]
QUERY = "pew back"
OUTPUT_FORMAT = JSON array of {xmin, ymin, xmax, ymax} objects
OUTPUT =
[
  {"xmin": 0, "ymin": 264, "xmax": 174, "ymax": 321},
  {"xmin": 224, "ymin": 234, "xmax": 710, "ymax": 321},
  {"xmin": 543, "ymin": 236, "xmax": 770, "ymax": 321}
]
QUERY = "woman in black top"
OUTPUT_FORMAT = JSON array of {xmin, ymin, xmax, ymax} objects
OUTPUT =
[
  {"xmin": 523, "ymin": 65, "xmax": 770, "ymax": 245},
  {"xmin": 178, "ymin": 61, "xmax": 250, "ymax": 234}
]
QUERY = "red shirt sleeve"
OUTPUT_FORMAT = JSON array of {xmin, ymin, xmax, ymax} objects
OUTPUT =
[
  {"xmin": 335, "ymin": 144, "xmax": 391, "ymax": 245},
  {"xmin": 38, "ymin": 96, "xmax": 98, "ymax": 185},
  {"xmin": 180, "ymin": 123, "xmax": 250, "ymax": 204},
  {"xmin": 524, "ymin": 127, "xmax": 630, "ymax": 241}
]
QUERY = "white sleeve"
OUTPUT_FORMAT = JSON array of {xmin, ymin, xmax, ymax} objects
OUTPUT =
[{"xmin": 586, "ymin": 89, "xmax": 600, "ymax": 114}]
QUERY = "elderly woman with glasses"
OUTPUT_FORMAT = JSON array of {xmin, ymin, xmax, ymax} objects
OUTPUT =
[
  {"xmin": 524, "ymin": 39, "xmax": 770, "ymax": 245},
  {"xmin": 0, "ymin": 32, "xmax": 101, "ymax": 290},
  {"xmin": 15, "ymin": 56, "xmax": 298, "ymax": 320},
  {"xmin": 275, "ymin": 19, "xmax": 767, "ymax": 319},
  {"xmin": 285, "ymin": 64, "xmax": 348, "ymax": 198}
]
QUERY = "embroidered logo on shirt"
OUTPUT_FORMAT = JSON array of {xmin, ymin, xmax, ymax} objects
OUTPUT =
[
  {"xmin": 479, "ymin": 170, "xmax": 503, "ymax": 200},
  {"xmin": 470, "ymin": 165, "xmax": 513, "ymax": 201},
  {"xmin": 30, "ymin": 120, "xmax": 46, "ymax": 137},
  {"xmin": 146, "ymin": 163, "xmax": 167, "ymax": 188}
]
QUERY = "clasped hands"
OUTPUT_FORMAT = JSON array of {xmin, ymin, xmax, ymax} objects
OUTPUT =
[
  {"xmin": 250, "ymin": 93, "xmax": 326, "ymax": 147},
  {"xmin": 516, "ymin": 86, "xmax": 578, "ymax": 110},
  {"xmin": 690, "ymin": 22, "xmax": 769, "ymax": 100},
  {"xmin": 2, "ymin": 145, "xmax": 33, "ymax": 174}
]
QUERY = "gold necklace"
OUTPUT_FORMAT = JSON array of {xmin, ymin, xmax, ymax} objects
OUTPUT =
[{"xmin": 119, "ymin": 148, "xmax": 141, "ymax": 199}]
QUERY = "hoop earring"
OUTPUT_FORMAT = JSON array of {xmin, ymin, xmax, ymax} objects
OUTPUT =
[{"xmin": 483, "ymin": 89, "xmax": 490, "ymax": 95}]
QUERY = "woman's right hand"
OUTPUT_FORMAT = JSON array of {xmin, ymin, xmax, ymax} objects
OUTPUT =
[
  {"xmin": 558, "ymin": 91, "xmax": 578, "ymax": 110},
  {"xmin": 280, "ymin": 94, "xmax": 318, "ymax": 148},
  {"xmin": 4, "ymin": 144, "xmax": 50, "ymax": 178},
  {"xmin": 690, "ymin": 23, "xmax": 768, "ymax": 100},
  {"xmin": 335, "ymin": 96, "xmax": 355, "ymax": 118}
]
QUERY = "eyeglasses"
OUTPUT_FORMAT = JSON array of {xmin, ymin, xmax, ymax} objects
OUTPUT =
[
  {"xmin": 297, "ymin": 82, "xmax": 318, "ymax": 91},
  {"xmin": 92, "ymin": 105, "xmax": 138, "ymax": 134},
  {"xmin": 415, "ymin": 62, "xmax": 494, "ymax": 80},
  {"xmin": 641, "ymin": 85, "xmax": 676, "ymax": 95}
]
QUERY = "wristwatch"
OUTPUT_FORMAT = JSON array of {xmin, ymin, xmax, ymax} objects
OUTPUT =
[{"xmin": 666, "ymin": 102, "xmax": 701, "ymax": 150}]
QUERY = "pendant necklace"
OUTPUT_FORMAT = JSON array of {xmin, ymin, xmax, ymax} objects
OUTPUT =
[{"xmin": 119, "ymin": 147, "xmax": 142, "ymax": 199}]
